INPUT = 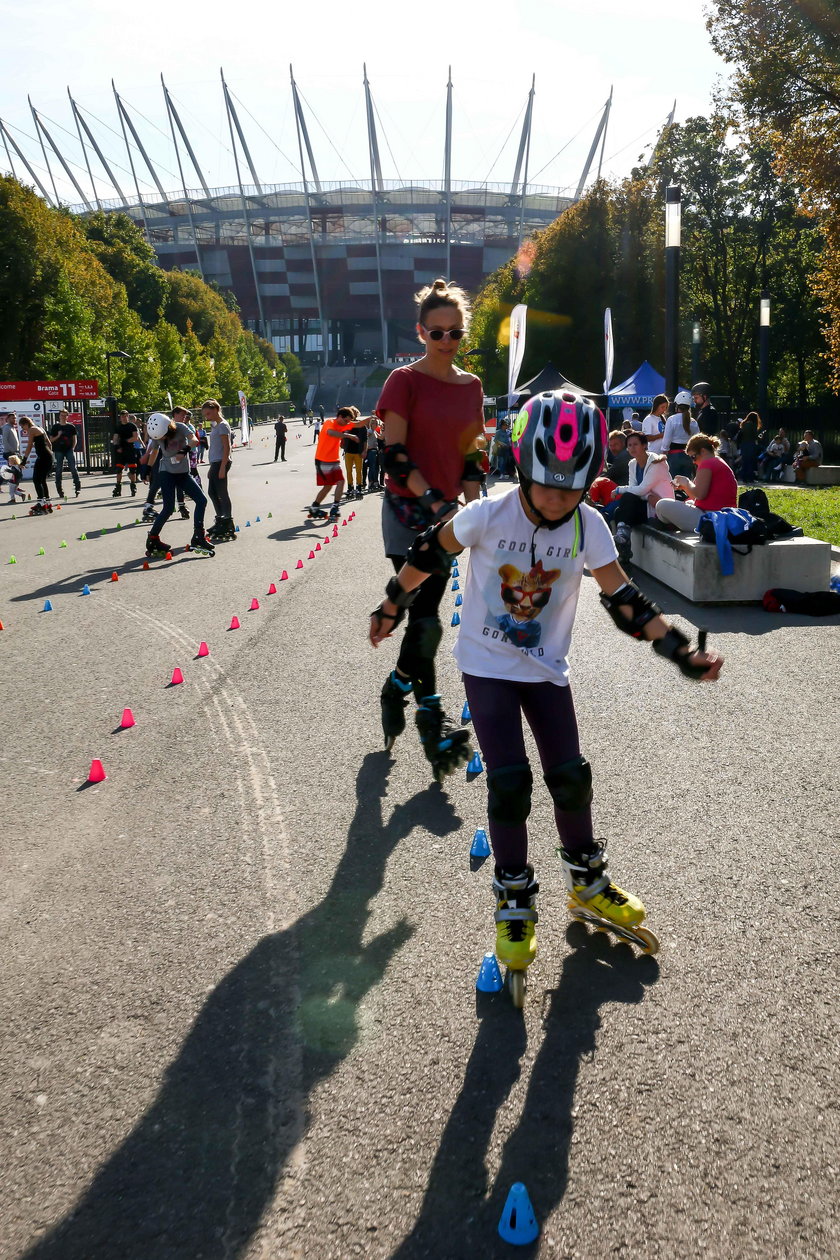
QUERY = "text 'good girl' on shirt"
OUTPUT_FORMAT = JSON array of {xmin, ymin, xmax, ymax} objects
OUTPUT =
[
  {"xmin": 152, "ymin": 421, "xmax": 194, "ymax": 474},
  {"xmin": 376, "ymin": 365, "xmax": 485, "ymax": 501},
  {"xmin": 450, "ymin": 490, "xmax": 617, "ymax": 687}
]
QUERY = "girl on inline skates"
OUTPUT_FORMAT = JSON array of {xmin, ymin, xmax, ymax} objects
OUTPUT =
[
  {"xmin": 374, "ymin": 278, "xmax": 487, "ymax": 779},
  {"xmin": 370, "ymin": 390, "xmax": 723, "ymax": 989},
  {"xmin": 19, "ymin": 418, "xmax": 54, "ymax": 515},
  {"xmin": 144, "ymin": 412, "xmax": 214, "ymax": 557}
]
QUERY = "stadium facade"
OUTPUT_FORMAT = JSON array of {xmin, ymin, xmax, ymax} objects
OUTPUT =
[{"xmin": 2, "ymin": 70, "xmax": 619, "ymax": 362}]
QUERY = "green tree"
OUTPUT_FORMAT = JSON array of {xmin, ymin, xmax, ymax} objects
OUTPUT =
[
  {"xmin": 154, "ymin": 320, "xmax": 193, "ymax": 406},
  {"xmin": 207, "ymin": 334, "xmax": 242, "ymax": 407},
  {"xmin": 162, "ymin": 268, "xmax": 240, "ymax": 346},
  {"xmin": 80, "ymin": 212, "xmax": 167, "ymax": 327},
  {"xmin": 182, "ymin": 321, "xmax": 216, "ymax": 402},
  {"xmin": 279, "ymin": 351, "xmax": 306, "ymax": 406}
]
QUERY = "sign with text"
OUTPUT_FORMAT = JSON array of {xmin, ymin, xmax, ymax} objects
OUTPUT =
[{"xmin": 0, "ymin": 379, "xmax": 99, "ymax": 401}]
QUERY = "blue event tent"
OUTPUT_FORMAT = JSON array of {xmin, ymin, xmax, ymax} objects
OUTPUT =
[{"xmin": 608, "ymin": 361, "xmax": 667, "ymax": 408}]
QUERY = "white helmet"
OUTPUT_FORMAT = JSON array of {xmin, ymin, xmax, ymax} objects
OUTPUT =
[
  {"xmin": 674, "ymin": 390, "xmax": 693, "ymax": 407},
  {"xmin": 146, "ymin": 412, "xmax": 171, "ymax": 439}
]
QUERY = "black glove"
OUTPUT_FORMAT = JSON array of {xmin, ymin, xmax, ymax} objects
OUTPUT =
[
  {"xmin": 652, "ymin": 628, "xmax": 710, "ymax": 680},
  {"xmin": 370, "ymin": 576, "xmax": 418, "ymax": 636}
]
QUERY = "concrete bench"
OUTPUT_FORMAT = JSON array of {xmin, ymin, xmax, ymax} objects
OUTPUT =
[
  {"xmin": 805, "ymin": 465, "xmax": 840, "ymax": 486},
  {"xmin": 629, "ymin": 524, "xmax": 832, "ymax": 603}
]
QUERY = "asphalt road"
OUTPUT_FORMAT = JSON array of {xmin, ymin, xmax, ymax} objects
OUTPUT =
[{"xmin": 1, "ymin": 421, "xmax": 838, "ymax": 1259}]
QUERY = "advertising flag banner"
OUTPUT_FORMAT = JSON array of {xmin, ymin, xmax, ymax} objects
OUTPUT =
[
  {"xmin": 238, "ymin": 390, "xmax": 250, "ymax": 446},
  {"xmin": 603, "ymin": 308, "xmax": 614, "ymax": 394},
  {"xmin": 507, "ymin": 304, "xmax": 528, "ymax": 406}
]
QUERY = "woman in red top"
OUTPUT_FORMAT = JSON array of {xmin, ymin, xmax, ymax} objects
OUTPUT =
[
  {"xmin": 374, "ymin": 278, "xmax": 486, "ymax": 779},
  {"xmin": 654, "ymin": 433, "xmax": 738, "ymax": 531}
]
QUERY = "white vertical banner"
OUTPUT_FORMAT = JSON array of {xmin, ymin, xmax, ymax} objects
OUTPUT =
[
  {"xmin": 237, "ymin": 389, "xmax": 250, "ymax": 446},
  {"xmin": 507, "ymin": 303, "xmax": 528, "ymax": 406},
  {"xmin": 603, "ymin": 307, "xmax": 614, "ymax": 395}
]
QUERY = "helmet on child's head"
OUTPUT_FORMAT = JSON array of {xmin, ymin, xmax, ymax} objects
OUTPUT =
[
  {"xmin": 146, "ymin": 412, "xmax": 171, "ymax": 440},
  {"xmin": 510, "ymin": 390, "xmax": 607, "ymax": 493},
  {"xmin": 674, "ymin": 389, "xmax": 693, "ymax": 407}
]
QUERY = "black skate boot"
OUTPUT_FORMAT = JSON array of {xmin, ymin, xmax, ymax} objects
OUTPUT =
[
  {"xmin": 29, "ymin": 501, "xmax": 47, "ymax": 516},
  {"xmin": 112, "ymin": 483, "xmax": 122, "ymax": 497},
  {"xmin": 615, "ymin": 525, "xmax": 632, "ymax": 566},
  {"xmin": 75, "ymin": 484, "xmax": 82, "ymax": 497},
  {"xmin": 145, "ymin": 532, "xmax": 171, "ymax": 558},
  {"xmin": 328, "ymin": 503, "xmax": 341, "ymax": 521},
  {"xmin": 178, "ymin": 502, "xmax": 190, "ymax": 520},
  {"xmin": 306, "ymin": 503, "xmax": 328, "ymax": 520},
  {"xmin": 380, "ymin": 670, "xmax": 413, "ymax": 751},
  {"xmin": 206, "ymin": 518, "xmax": 223, "ymax": 539},
  {"xmin": 190, "ymin": 530, "xmax": 215, "ymax": 557},
  {"xmin": 212, "ymin": 518, "xmax": 236, "ymax": 541},
  {"xmin": 415, "ymin": 695, "xmax": 472, "ymax": 782},
  {"xmin": 129, "ymin": 481, "xmax": 137, "ymax": 497},
  {"xmin": 141, "ymin": 502, "xmax": 156, "ymax": 523}
]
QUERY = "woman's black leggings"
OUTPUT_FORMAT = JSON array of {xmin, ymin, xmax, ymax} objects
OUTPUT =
[
  {"xmin": 208, "ymin": 460, "xmax": 232, "ymax": 518},
  {"xmin": 388, "ymin": 555, "xmax": 448, "ymax": 701},
  {"xmin": 33, "ymin": 454, "xmax": 53, "ymax": 501},
  {"xmin": 463, "ymin": 674, "xmax": 594, "ymax": 868}
]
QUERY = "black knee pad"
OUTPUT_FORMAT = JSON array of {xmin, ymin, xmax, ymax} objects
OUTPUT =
[
  {"xmin": 402, "ymin": 616, "xmax": 442, "ymax": 662},
  {"xmin": 544, "ymin": 756, "xmax": 592, "ymax": 812},
  {"xmin": 487, "ymin": 763, "xmax": 533, "ymax": 826}
]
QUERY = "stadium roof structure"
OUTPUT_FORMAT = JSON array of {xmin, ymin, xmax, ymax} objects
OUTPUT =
[{"xmin": 1, "ymin": 70, "xmax": 676, "ymax": 362}]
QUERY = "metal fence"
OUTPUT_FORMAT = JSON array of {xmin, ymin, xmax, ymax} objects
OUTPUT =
[{"xmin": 80, "ymin": 403, "xmax": 289, "ymax": 473}]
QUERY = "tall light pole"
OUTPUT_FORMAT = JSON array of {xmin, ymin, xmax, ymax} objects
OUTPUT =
[
  {"xmin": 758, "ymin": 291, "xmax": 770, "ymax": 418},
  {"xmin": 691, "ymin": 321, "xmax": 701, "ymax": 389},
  {"xmin": 105, "ymin": 349, "xmax": 131, "ymax": 439},
  {"xmin": 664, "ymin": 185, "xmax": 682, "ymax": 398}
]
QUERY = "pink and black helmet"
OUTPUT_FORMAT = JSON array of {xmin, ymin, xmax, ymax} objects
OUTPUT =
[{"xmin": 511, "ymin": 390, "xmax": 607, "ymax": 492}]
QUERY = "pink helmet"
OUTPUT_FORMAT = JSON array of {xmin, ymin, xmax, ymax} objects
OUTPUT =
[{"xmin": 511, "ymin": 390, "xmax": 607, "ymax": 492}]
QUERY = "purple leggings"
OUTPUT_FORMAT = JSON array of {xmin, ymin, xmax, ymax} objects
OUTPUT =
[{"xmin": 463, "ymin": 673, "xmax": 594, "ymax": 868}]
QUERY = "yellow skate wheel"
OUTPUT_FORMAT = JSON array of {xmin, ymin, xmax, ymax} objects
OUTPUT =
[
  {"xmin": 633, "ymin": 927, "xmax": 660, "ymax": 956},
  {"xmin": 508, "ymin": 969, "xmax": 526, "ymax": 1009}
]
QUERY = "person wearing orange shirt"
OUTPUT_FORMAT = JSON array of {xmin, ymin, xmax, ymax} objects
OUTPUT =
[{"xmin": 306, "ymin": 406, "xmax": 360, "ymax": 520}]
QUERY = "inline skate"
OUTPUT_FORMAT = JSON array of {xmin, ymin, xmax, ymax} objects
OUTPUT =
[
  {"xmin": 380, "ymin": 670, "xmax": 413, "ymax": 751},
  {"xmin": 189, "ymin": 530, "xmax": 215, "ymax": 557},
  {"xmin": 415, "ymin": 695, "xmax": 472, "ymax": 782},
  {"xmin": 305, "ymin": 503, "xmax": 329, "ymax": 520},
  {"xmin": 141, "ymin": 502, "xmax": 156, "ymax": 523},
  {"xmin": 212, "ymin": 518, "xmax": 237, "ymax": 542},
  {"xmin": 178, "ymin": 502, "xmax": 190, "ymax": 520},
  {"xmin": 145, "ymin": 532, "xmax": 173, "ymax": 559},
  {"xmin": 493, "ymin": 865, "xmax": 539, "ymax": 1009},
  {"xmin": 558, "ymin": 839, "xmax": 658, "ymax": 954}
]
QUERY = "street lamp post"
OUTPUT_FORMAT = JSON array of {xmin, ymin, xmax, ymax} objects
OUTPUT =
[
  {"xmin": 664, "ymin": 185, "xmax": 682, "ymax": 399},
  {"xmin": 691, "ymin": 321, "xmax": 702, "ymax": 389},
  {"xmin": 758, "ymin": 291, "xmax": 771, "ymax": 418},
  {"xmin": 104, "ymin": 350, "xmax": 131, "ymax": 447}
]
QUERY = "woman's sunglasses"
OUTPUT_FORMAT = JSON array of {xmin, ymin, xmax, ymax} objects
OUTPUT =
[{"xmin": 421, "ymin": 326, "xmax": 465, "ymax": 341}]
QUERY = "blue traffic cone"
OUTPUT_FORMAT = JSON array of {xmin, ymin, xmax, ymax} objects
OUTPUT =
[
  {"xmin": 498, "ymin": 1183, "xmax": 539, "ymax": 1245},
  {"xmin": 452, "ymin": 566, "xmax": 459, "ymax": 577},
  {"xmin": 451, "ymin": 579, "xmax": 460, "ymax": 591},
  {"xmin": 451, "ymin": 612, "xmax": 461, "ymax": 627},
  {"xmin": 470, "ymin": 828, "xmax": 491, "ymax": 858},
  {"xmin": 455, "ymin": 593, "xmax": 463, "ymax": 606},
  {"xmin": 235, "ymin": 525, "xmax": 240, "ymax": 532},
  {"xmin": 256, "ymin": 515, "xmax": 261, "ymax": 522},
  {"xmin": 43, "ymin": 599, "xmax": 53, "ymax": 612},
  {"xmin": 461, "ymin": 701, "xmax": 471, "ymax": 723},
  {"xmin": 81, "ymin": 584, "xmax": 91, "ymax": 596},
  {"xmin": 476, "ymin": 952, "xmax": 504, "ymax": 993},
  {"xmin": 246, "ymin": 520, "xmax": 251, "ymax": 527},
  {"xmin": 467, "ymin": 751, "xmax": 483, "ymax": 776}
]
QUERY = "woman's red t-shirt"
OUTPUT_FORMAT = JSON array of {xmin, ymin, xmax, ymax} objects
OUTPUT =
[
  {"xmin": 696, "ymin": 457, "xmax": 738, "ymax": 511},
  {"xmin": 376, "ymin": 366, "xmax": 485, "ymax": 500}
]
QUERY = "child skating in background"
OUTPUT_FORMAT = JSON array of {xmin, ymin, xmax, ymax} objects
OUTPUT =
[{"xmin": 370, "ymin": 390, "xmax": 723, "ymax": 987}]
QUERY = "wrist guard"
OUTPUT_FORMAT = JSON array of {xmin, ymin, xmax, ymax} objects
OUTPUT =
[
  {"xmin": 370, "ymin": 577, "xmax": 418, "ymax": 635},
  {"xmin": 600, "ymin": 581, "xmax": 662, "ymax": 639},
  {"xmin": 462, "ymin": 451, "xmax": 487, "ymax": 482},
  {"xmin": 405, "ymin": 521, "xmax": 456, "ymax": 576},
  {"xmin": 383, "ymin": 443, "xmax": 416, "ymax": 488},
  {"xmin": 652, "ymin": 627, "xmax": 709, "ymax": 680}
]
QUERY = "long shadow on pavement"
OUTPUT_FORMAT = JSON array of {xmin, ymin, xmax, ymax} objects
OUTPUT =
[
  {"xmin": 24, "ymin": 751, "xmax": 461, "ymax": 1260},
  {"xmin": 393, "ymin": 925, "xmax": 659, "ymax": 1258}
]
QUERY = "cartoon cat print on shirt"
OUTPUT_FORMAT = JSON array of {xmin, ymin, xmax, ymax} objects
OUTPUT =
[{"xmin": 495, "ymin": 559, "xmax": 561, "ymax": 649}]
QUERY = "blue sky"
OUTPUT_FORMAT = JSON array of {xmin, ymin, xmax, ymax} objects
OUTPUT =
[{"xmin": 0, "ymin": 0, "xmax": 729, "ymax": 204}]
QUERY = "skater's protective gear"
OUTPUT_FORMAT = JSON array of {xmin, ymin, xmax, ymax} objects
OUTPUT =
[
  {"xmin": 380, "ymin": 670, "xmax": 413, "ymax": 747},
  {"xmin": 146, "ymin": 412, "xmax": 171, "ymax": 440},
  {"xmin": 652, "ymin": 626, "xmax": 710, "ymax": 680},
  {"xmin": 511, "ymin": 390, "xmax": 607, "ymax": 493},
  {"xmin": 405, "ymin": 522, "xmax": 456, "ymax": 576},
  {"xmin": 401, "ymin": 615, "xmax": 442, "ymax": 663},
  {"xmin": 493, "ymin": 865, "xmax": 539, "ymax": 970},
  {"xmin": 371, "ymin": 576, "xmax": 418, "ymax": 635},
  {"xmin": 487, "ymin": 763, "xmax": 533, "ymax": 826},
  {"xmin": 558, "ymin": 839, "xmax": 644, "ymax": 928},
  {"xmin": 600, "ymin": 581, "xmax": 662, "ymax": 640},
  {"xmin": 544, "ymin": 756, "xmax": 593, "ymax": 813},
  {"xmin": 383, "ymin": 443, "xmax": 417, "ymax": 487},
  {"xmin": 415, "ymin": 695, "xmax": 471, "ymax": 781}
]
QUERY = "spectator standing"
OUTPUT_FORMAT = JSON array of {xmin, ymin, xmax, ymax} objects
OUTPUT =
[
  {"xmin": 343, "ymin": 411, "xmax": 367, "ymax": 499},
  {"xmin": 661, "ymin": 391, "xmax": 699, "ymax": 477},
  {"xmin": 641, "ymin": 394, "xmax": 669, "ymax": 453},
  {"xmin": 196, "ymin": 424, "xmax": 209, "ymax": 464},
  {"xmin": 691, "ymin": 383, "xmax": 720, "ymax": 436},
  {"xmin": 312, "ymin": 415, "xmax": 321, "ymax": 445},
  {"xmin": 363, "ymin": 416, "xmax": 381, "ymax": 491},
  {"xmin": 630, "ymin": 412, "xmax": 643, "ymax": 431},
  {"xmin": 737, "ymin": 411, "xmax": 760, "ymax": 483},
  {"xmin": 273, "ymin": 416, "xmax": 288, "ymax": 462},
  {"xmin": 656, "ymin": 433, "xmax": 738, "ymax": 530},
  {"xmin": 2, "ymin": 412, "xmax": 21, "ymax": 461},
  {"xmin": 49, "ymin": 409, "xmax": 82, "ymax": 498}
]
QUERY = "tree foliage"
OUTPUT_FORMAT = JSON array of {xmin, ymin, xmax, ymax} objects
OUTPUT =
[
  {"xmin": 0, "ymin": 175, "xmax": 289, "ymax": 409},
  {"xmin": 707, "ymin": 0, "xmax": 840, "ymax": 386}
]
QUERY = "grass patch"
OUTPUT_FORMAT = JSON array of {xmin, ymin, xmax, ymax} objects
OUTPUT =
[{"xmin": 762, "ymin": 486, "xmax": 840, "ymax": 547}]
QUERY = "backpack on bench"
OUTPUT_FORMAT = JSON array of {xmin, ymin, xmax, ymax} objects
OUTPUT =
[
  {"xmin": 696, "ymin": 507, "xmax": 768, "ymax": 575},
  {"xmin": 738, "ymin": 489, "xmax": 801, "ymax": 538}
]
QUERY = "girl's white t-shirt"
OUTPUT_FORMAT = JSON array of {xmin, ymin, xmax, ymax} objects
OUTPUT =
[{"xmin": 450, "ymin": 490, "xmax": 617, "ymax": 687}]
